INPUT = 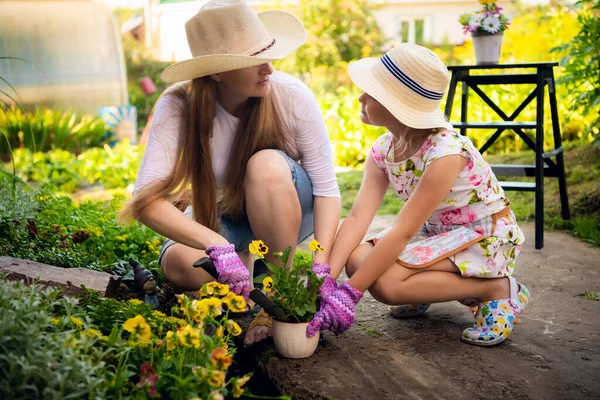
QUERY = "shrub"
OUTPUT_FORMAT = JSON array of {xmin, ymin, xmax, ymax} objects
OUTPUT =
[{"xmin": 0, "ymin": 106, "xmax": 109, "ymax": 155}]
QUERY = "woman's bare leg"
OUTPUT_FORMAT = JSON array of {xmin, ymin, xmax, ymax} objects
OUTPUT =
[
  {"xmin": 243, "ymin": 150, "xmax": 303, "ymax": 344},
  {"xmin": 245, "ymin": 150, "xmax": 302, "ymax": 267},
  {"xmin": 161, "ymin": 245, "xmax": 253, "ymax": 293}
]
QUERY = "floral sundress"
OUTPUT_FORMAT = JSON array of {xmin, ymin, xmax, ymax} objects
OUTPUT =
[{"xmin": 369, "ymin": 129, "xmax": 525, "ymax": 278}]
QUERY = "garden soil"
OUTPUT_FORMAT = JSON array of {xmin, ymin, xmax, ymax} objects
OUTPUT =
[{"xmin": 243, "ymin": 219, "xmax": 600, "ymax": 400}]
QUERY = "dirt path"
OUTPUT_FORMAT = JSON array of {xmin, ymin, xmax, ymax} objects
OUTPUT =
[{"xmin": 258, "ymin": 220, "xmax": 600, "ymax": 399}]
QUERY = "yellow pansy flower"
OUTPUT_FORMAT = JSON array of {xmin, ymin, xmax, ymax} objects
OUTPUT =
[
  {"xmin": 214, "ymin": 283, "xmax": 229, "ymax": 296},
  {"xmin": 177, "ymin": 325, "xmax": 201, "ymax": 348},
  {"xmin": 199, "ymin": 297, "xmax": 223, "ymax": 317},
  {"xmin": 210, "ymin": 347, "xmax": 232, "ymax": 369},
  {"xmin": 128, "ymin": 299, "xmax": 143, "ymax": 305},
  {"xmin": 165, "ymin": 330, "xmax": 177, "ymax": 351},
  {"xmin": 123, "ymin": 315, "xmax": 151, "ymax": 341},
  {"xmin": 308, "ymin": 239, "xmax": 324, "ymax": 252},
  {"xmin": 208, "ymin": 370, "xmax": 226, "ymax": 387},
  {"xmin": 222, "ymin": 292, "xmax": 246, "ymax": 313},
  {"xmin": 249, "ymin": 240, "xmax": 268, "ymax": 257},
  {"xmin": 263, "ymin": 277, "xmax": 274, "ymax": 293},
  {"xmin": 190, "ymin": 301, "xmax": 209, "ymax": 323},
  {"xmin": 225, "ymin": 320, "xmax": 242, "ymax": 336},
  {"xmin": 50, "ymin": 317, "xmax": 60, "ymax": 325},
  {"xmin": 199, "ymin": 282, "xmax": 230, "ymax": 297}
]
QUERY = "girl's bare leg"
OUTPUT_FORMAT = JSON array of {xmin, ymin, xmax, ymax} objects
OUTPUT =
[{"xmin": 346, "ymin": 243, "xmax": 510, "ymax": 305}]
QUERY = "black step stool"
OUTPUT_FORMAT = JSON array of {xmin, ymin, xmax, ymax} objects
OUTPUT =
[{"xmin": 444, "ymin": 62, "xmax": 570, "ymax": 249}]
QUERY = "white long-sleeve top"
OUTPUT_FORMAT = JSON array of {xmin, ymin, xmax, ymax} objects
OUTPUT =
[{"xmin": 135, "ymin": 71, "xmax": 340, "ymax": 198}]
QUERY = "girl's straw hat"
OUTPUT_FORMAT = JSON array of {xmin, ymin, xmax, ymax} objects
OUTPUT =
[
  {"xmin": 348, "ymin": 43, "xmax": 451, "ymax": 129},
  {"xmin": 161, "ymin": 0, "xmax": 306, "ymax": 83}
]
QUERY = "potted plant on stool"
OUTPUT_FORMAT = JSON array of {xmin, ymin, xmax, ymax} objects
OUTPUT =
[
  {"xmin": 459, "ymin": 0, "xmax": 510, "ymax": 65},
  {"xmin": 251, "ymin": 240, "xmax": 324, "ymax": 359}
]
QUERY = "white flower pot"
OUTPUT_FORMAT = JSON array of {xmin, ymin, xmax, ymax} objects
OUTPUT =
[
  {"xmin": 272, "ymin": 320, "xmax": 320, "ymax": 359},
  {"xmin": 472, "ymin": 32, "xmax": 503, "ymax": 65}
]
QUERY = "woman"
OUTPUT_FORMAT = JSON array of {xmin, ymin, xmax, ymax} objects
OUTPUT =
[{"xmin": 123, "ymin": 0, "xmax": 340, "ymax": 346}]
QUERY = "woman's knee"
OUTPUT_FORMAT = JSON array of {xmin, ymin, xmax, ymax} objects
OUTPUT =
[
  {"xmin": 245, "ymin": 150, "xmax": 292, "ymax": 190},
  {"xmin": 161, "ymin": 244, "xmax": 213, "ymax": 290}
]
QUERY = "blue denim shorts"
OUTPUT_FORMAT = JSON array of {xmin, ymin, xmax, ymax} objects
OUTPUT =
[{"xmin": 158, "ymin": 151, "xmax": 314, "ymax": 264}]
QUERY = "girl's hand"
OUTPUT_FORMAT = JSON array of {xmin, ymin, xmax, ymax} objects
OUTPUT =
[
  {"xmin": 306, "ymin": 281, "xmax": 363, "ymax": 337},
  {"xmin": 311, "ymin": 262, "xmax": 338, "ymax": 298},
  {"xmin": 205, "ymin": 244, "xmax": 251, "ymax": 300}
]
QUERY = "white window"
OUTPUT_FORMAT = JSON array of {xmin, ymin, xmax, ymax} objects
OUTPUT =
[{"xmin": 397, "ymin": 17, "xmax": 429, "ymax": 45}]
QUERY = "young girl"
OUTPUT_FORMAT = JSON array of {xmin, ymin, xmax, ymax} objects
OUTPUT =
[
  {"xmin": 306, "ymin": 43, "xmax": 530, "ymax": 346},
  {"xmin": 123, "ymin": 0, "xmax": 341, "ymax": 347}
]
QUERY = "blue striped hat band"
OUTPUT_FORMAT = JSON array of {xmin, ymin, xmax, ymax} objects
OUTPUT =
[{"xmin": 380, "ymin": 53, "xmax": 444, "ymax": 101}]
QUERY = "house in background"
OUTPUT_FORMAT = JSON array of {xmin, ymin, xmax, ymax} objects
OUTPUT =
[
  {"xmin": 371, "ymin": 0, "xmax": 513, "ymax": 47},
  {"xmin": 143, "ymin": 0, "xmax": 514, "ymax": 62}
]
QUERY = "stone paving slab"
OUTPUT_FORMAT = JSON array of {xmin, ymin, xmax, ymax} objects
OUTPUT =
[{"xmin": 261, "ymin": 220, "xmax": 600, "ymax": 399}]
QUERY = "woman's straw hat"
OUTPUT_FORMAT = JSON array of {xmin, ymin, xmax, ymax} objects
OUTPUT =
[
  {"xmin": 348, "ymin": 43, "xmax": 450, "ymax": 129},
  {"xmin": 161, "ymin": 0, "xmax": 306, "ymax": 83}
]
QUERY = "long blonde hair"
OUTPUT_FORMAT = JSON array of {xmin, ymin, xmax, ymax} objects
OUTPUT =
[{"xmin": 122, "ymin": 76, "xmax": 290, "ymax": 232}]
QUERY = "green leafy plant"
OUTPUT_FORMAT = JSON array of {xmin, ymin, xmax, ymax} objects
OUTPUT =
[
  {"xmin": 0, "ymin": 277, "xmax": 256, "ymax": 400},
  {"xmin": 0, "ymin": 106, "xmax": 109, "ymax": 155},
  {"xmin": 10, "ymin": 140, "xmax": 143, "ymax": 193},
  {"xmin": 0, "ymin": 176, "xmax": 163, "ymax": 273},
  {"xmin": 0, "ymin": 279, "xmax": 116, "ymax": 398},
  {"xmin": 551, "ymin": 0, "xmax": 600, "ymax": 146},
  {"xmin": 252, "ymin": 240, "xmax": 324, "ymax": 323}
]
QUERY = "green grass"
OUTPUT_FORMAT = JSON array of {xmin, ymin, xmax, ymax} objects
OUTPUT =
[
  {"xmin": 336, "ymin": 142, "xmax": 600, "ymax": 246},
  {"xmin": 578, "ymin": 289, "xmax": 599, "ymax": 301}
]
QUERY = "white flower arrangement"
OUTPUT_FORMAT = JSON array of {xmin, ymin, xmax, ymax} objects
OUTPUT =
[{"xmin": 459, "ymin": 0, "xmax": 510, "ymax": 35}]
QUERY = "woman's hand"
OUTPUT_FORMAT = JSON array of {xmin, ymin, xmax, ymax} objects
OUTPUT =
[{"xmin": 205, "ymin": 244, "xmax": 251, "ymax": 300}]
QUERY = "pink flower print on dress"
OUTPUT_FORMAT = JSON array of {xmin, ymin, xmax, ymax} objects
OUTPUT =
[
  {"xmin": 415, "ymin": 137, "xmax": 435, "ymax": 157},
  {"xmin": 474, "ymin": 227, "xmax": 485, "ymax": 236},
  {"xmin": 476, "ymin": 179, "xmax": 495, "ymax": 202},
  {"xmin": 465, "ymin": 158, "xmax": 475, "ymax": 172},
  {"xmin": 469, "ymin": 174, "xmax": 483, "ymax": 187},
  {"xmin": 372, "ymin": 147, "xmax": 384, "ymax": 164},
  {"xmin": 411, "ymin": 246, "xmax": 434, "ymax": 264},
  {"xmin": 439, "ymin": 206, "xmax": 478, "ymax": 226}
]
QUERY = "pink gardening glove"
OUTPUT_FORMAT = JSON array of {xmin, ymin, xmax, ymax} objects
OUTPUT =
[
  {"xmin": 205, "ymin": 244, "xmax": 251, "ymax": 301},
  {"xmin": 311, "ymin": 262, "xmax": 338, "ymax": 297},
  {"xmin": 311, "ymin": 262, "xmax": 338, "ymax": 298},
  {"xmin": 306, "ymin": 281, "xmax": 363, "ymax": 337},
  {"xmin": 311, "ymin": 262, "xmax": 331, "ymax": 279}
]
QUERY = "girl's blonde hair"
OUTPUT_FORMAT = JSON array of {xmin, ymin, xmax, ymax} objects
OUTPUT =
[
  {"xmin": 121, "ymin": 76, "xmax": 290, "ymax": 232},
  {"xmin": 390, "ymin": 124, "xmax": 437, "ymax": 160}
]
